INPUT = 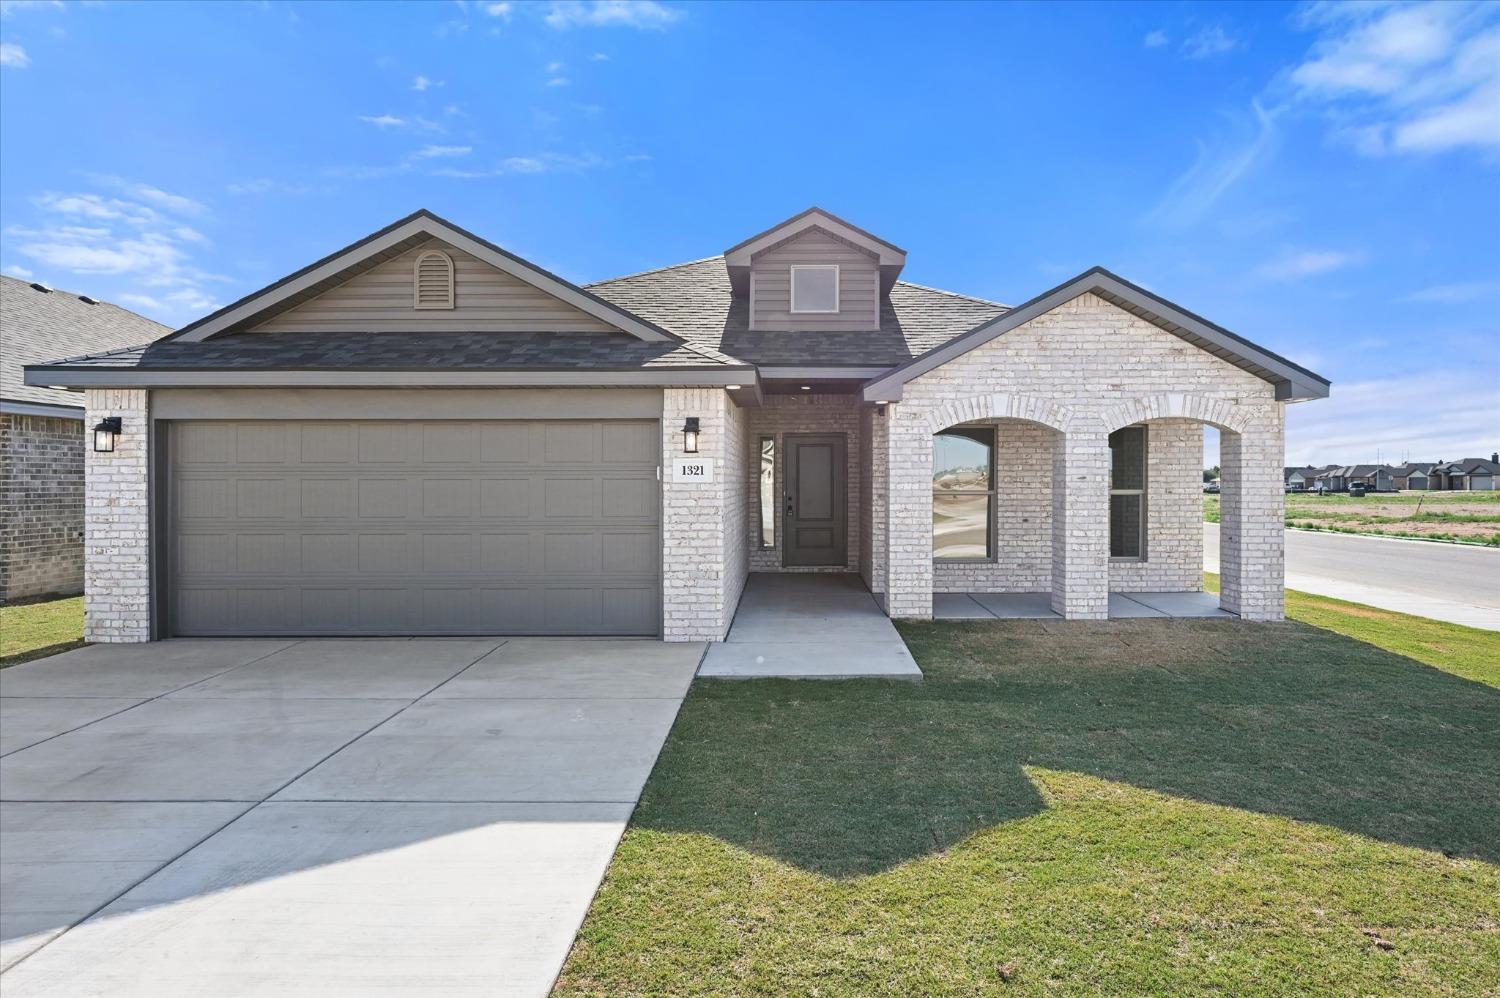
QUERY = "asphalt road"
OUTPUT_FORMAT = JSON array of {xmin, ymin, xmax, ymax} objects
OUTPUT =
[{"xmin": 1204, "ymin": 523, "xmax": 1500, "ymax": 631}]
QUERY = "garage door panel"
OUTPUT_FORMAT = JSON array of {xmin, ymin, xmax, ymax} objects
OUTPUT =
[{"xmin": 169, "ymin": 420, "xmax": 660, "ymax": 636}]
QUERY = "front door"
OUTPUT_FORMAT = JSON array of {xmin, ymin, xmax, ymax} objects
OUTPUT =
[{"xmin": 784, "ymin": 433, "xmax": 846, "ymax": 567}]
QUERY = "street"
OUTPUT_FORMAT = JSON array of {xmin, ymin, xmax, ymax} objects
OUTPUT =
[{"xmin": 1204, "ymin": 523, "xmax": 1500, "ymax": 631}]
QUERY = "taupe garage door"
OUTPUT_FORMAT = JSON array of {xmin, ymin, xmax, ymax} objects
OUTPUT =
[{"xmin": 166, "ymin": 420, "xmax": 660, "ymax": 636}]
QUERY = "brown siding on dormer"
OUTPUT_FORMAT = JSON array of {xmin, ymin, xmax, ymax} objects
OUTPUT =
[
  {"xmin": 249, "ymin": 238, "xmax": 621, "ymax": 334},
  {"xmin": 750, "ymin": 229, "xmax": 880, "ymax": 331}
]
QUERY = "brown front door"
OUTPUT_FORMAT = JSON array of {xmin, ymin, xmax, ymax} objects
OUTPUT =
[{"xmin": 784, "ymin": 433, "xmax": 846, "ymax": 567}]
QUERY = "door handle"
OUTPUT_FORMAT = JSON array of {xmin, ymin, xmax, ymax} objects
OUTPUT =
[{"xmin": 785, "ymin": 494, "xmax": 794, "ymax": 517}]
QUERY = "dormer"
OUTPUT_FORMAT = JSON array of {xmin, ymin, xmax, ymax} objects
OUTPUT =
[{"xmin": 724, "ymin": 208, "xmax": 906, "ymax": 332}]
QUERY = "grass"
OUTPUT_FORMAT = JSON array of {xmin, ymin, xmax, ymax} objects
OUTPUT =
[
  {"xmin": 0, "ymin": 595, "xmax": 85, "ymax": 667},
  {"xmin": 557, "ymin": 583, "xmax": 1500, "ymax": 996},
  {"xmin": 1205, "ymin": 491, "xmax": 1500, "ymax": 546}
]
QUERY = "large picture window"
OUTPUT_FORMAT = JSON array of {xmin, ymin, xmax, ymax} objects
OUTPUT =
[
  {"xmin": 1109, "ymin": 426, "xmax": 1147, "ymax": 559},
  {"xmin": 933, "ymin": 427, "xmax": 994, "ymax": 560}
]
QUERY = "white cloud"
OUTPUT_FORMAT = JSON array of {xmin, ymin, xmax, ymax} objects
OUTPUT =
[
  {"xmin": 1146, "ymin": 101, "xmax": 1277, "ymax": 227},
  {"xmin": 358, "ymin": 113, "xmax": 407, "ymax": 128},
  {"xmin": 544, "ymin": 1, "xmax": 682, "ymax": 31},
  {"xmin": 1183, "ymin": 26, "xmax": 1237, "ymax": 59},
  {"xmin": 1284, "ymin": 369, "xmax": 1500, "ymax": 465},
  {"xmin": 0, "ymin": 41, "xmax": 30, "ymax": 67},
  {"xmin": 130, "ymin": 183, "xmax": 206, "ymax": 216},
  {"xmin": 1143, "ymin": 30, "xmax": 1167, "ymax": 49},
  {"xmin": 547, "ymin": 60, "xmax": 565, "ymax": 72},
  {"xmin": 590, "ymin": 51, "xmax": 609, "ymax": 60},
  {"xmin": 1398, "ymin": 279, "xmax": 1500, "ymax": 304},
  {"xmin": 1289, "ymin": 3, "xmax": 1500, "ymax": 156},
  {"xmin": 545, "ymin": 75, "xmax": 570, "ymax": 87},
  {"xmin": 0, "ymin": 1, "xmax": 64, "ymax": 16},
  {"xmin": 413, "ymin": 144, "xmax": 472, "ymax": 158},
  {"xmin": 412, "ymin": 74, "xmax": 442, "ymax": 91},
  {"xmin": 5, "ymin": 263, "xmax": 34, "ymax": 278},
  {"xmin": 434, "ymin": 152, "xmax": 611, "ymax": 178},
  {"xmin": 500, "ymin": 156, "xmax": 548, "ymax": 174},
  {"xmin": 1254, "ymin": 247, "xmax": 1363, "ymax": 282},
  {"xmin": 226, "ymin": 178, "xmax": 315, "ymax": 196},
  {"xmin": 483, "ymin": 1, "xmax": 512, "ymax": 17}
]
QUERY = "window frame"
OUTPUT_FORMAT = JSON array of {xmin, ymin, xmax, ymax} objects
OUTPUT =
[
  {"xmin": 1108, "ymin": 424, "xmax": 1148, "ymax": 562},
  {"xmin": 789, "ymin": 264, "xmax": 840, "ymax": 314},
  {"xmin": 757, "ymin": 435, "xmax": 776, "ymax": 549},
  {"xmin": 932, "ymin": 425, "xmax": 997, "ymax": 563}
]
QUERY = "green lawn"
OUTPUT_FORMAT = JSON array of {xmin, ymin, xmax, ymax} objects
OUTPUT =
[
  {"xmin": 0, "ymin": 595, "xmax": 85, "ymax": 666},
  {"xmin": 557, "ymin": 585, "xmax": 1500, "ymax": 996},
  {"xmin": 1205, "ymin": 490, "xmax": 1500, "ymax": 546}
]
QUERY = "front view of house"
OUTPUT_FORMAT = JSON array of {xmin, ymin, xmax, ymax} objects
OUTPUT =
[{"xmin": 26, "ymin": 208, "xmax": 1329, "ymax": 642}]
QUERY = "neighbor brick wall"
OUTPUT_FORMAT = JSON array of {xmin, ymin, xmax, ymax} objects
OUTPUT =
[
  {"xmin": 83, "ymin": 389, "xmax": 151, "ymax": 641},
  {"xmin": 662, "ymin": 387, "xmax": 747, "ymax": 641},
  {"xmin": 883, "ymin": 291, "xmax": 1284, "ymax": 621},
  {"xmin": 744, "ymin": 393, "xmax": 862, "ymax": 573},
  {"xmin": 0, "ymin": 413, "xmax": 86, "ymax": 601}
]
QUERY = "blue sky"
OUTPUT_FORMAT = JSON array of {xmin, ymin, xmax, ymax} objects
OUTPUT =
[{"xmin": 2, "ymin": 0, "xmax": 1496, "ymax": 465}]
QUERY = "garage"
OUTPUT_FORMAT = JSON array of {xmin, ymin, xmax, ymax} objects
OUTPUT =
[{"xmin": 165, "ymin": 419, "xmax": 661, "ymax": 636}]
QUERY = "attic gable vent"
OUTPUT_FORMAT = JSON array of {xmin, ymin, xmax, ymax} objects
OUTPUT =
[{"xmin": 413, "ymin": 249, "xmax": 455, "ymax": 310}]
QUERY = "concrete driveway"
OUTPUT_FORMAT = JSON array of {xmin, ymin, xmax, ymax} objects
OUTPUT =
[{"xmin": 0, "ymin": 637, "xmax": 703, "ymax": 997}]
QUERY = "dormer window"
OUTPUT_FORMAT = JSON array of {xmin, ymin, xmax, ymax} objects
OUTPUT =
[
  {"xmin": 790, "ymin": 265, "xmax": 839, "ymax": 314},
  {"xmin": 413, "ymin": 249, "xmax": 455, "ymax": 310}
]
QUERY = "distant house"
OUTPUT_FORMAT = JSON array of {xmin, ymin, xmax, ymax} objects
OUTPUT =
[
  {"xmin": 1284, "ymin": 466, "xmax": 1320, "ymax": 490},
  {"xmin": 1429, "ymin": 456, "xmax": 1500, "ymax": 491},
  {"xmin": 1392, "ymin": 463, "xmax": 1434, "ymax": 491},
  {"xmin": 1, "ymin": 276, "xmax": 168, "ymax": 600},
  {"xmin": 1342, "ymin": 465, "xmax": 1396, "ymax": 492}
]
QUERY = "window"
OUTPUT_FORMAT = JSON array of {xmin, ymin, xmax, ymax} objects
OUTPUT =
[
  {"xmin": 1109, "ymin": 426, "xmax": 1147, "ymax": 559},
  {"xmin": 758, "ymin": 436, "xmax": 776, "ymax": 547},
  {"xmin": 413, "ymin": 250, "xmax": 455, "ymax": 310},
  {"xmin": 790, "ymin": 265, "xmax": 839, "ymax": 313},
  {"xmin": 933, "ymin": 427, "xmax": 994, "ymax": 560}
]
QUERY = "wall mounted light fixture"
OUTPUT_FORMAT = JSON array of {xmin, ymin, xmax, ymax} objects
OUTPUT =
[
  {"xmin": 682, "ymin": 417, "xmax": 700, "ymax": 454},
  {"xmin": 92, "ymin": 416, "xmax": 122, "ymax": 453}
]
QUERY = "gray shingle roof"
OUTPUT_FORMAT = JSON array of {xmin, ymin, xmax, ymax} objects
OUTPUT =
[
  {"xmin": 41, "ymin": 330, "xmax": 745, "ymax": 372},
  {"xmin": 587, "ymin": 257, "xmax": 1007, "ymax": 367},
  {"xmin": 1, "ymin": 275, "xmax": 169, "ymax": 408}
]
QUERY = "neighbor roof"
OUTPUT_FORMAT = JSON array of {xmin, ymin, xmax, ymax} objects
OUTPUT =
[
  {"xmin": 1, "ymin": 275, "xmax": 169, "ymax": 412},
  {"xmin": 1434, "ymin": 457, "xmax": 1499, "ymax": 475}
]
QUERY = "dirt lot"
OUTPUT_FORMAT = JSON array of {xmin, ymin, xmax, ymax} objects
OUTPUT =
[{"xmin": 1204, "ymin": 491, "xmax": 1500, "ymax": 545}]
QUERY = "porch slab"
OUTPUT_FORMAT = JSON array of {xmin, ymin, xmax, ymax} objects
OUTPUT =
[
  {"xmin": 699, "ymin": 574, "xmax": 922, "ymax": 680},
  {"xmin": 969, "ymin": 592, "xmax": 1062, "ymax": 619},
  {"xmin": 1106, "ymin": 593, "xmax": 1170, "ymax": 618},
  {"xmin": 1122, "ymin": 591, "xmax": 1236, "ymax": 618},
  {"xmin": 932, "ymin": 594, "xmax": 997, "ymax": 619}
]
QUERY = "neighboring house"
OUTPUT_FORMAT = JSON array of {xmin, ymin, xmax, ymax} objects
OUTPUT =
[
  {"xmin": 1392, "ymin": 463, "xmax": 1434, "ymax": 491},
  {"xmin": 1, "ymin": 276, "xmax": 169, "ymax": 601},
  {"xmin": 25, "ymin": 208, "xmax": 1329, "ymax": 642},
  {"xmin": 1342, "ymin": 465, "xmax": 1396, "ymax": 492},
  {"xmin": 1284, "ymin": 466, "xmax": 1320, "ymax": 490},
  {"xmin": 1429, "ymin": 456, "xmax": 1500, "ymax": 491}
]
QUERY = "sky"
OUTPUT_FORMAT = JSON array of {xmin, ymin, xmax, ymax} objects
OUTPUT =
[{"xmin": 1, "ymin": 0, "xmax": 1497, "ymax": 466}]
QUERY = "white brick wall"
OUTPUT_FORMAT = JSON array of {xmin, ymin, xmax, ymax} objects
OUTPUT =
[
  {"xmin": 884, "ymin": 291, "xmax": 1285, "ymax": 622},
  {"xmin": 661, "ymin": 387, "xmax": 748, "ymax": 641},
  {"xmin": 83, "ymin": 389, "xmax": 151, "ymax": 642}
]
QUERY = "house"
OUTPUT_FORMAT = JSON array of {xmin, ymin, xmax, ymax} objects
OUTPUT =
[
  {"xmin": 1392, "ymin": 463, "xmax": 1434, "ymax": 491},
  {"xmin": 1429, "ymin": 456, "xmax": 1500, "ymax": 491},
  {"xmin": 1, "ymin": 277, "xmax": 169, "ymax": 601},
  {"xmin": 1341, "ymin": 465, "xmax": 1396, "ymax": 492},
  {"xmin": 1284, "ymin": 466, "xmax": 1320, "ymax": 490},
  {"xmin": 25, "ymin": 208, "xmax": 1329, "ymax": 642}
]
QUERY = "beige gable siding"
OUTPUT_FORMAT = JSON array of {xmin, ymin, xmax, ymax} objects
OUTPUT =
[
  {"xmin": 250, "ymin": 239, "xmax": 621, "ymax": 334},
  {"xmin": 750, "ymin": 229, "xmax": 879, "ymax": 331}
]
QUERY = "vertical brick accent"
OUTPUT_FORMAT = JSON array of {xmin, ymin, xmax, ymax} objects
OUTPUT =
[
  {"xmin": 884, "ymin": 405, "xmax": 933, "ymax": 619},
  {"xmin": 83, "ymin": 389, "xmax": 151, "ymax": 642},
  {"xmin": 1219, "ymin": 411, "xmax": 1285, "ymax": 621},
  {"xmin": 868, "ymin": 404, "xmax": 888, "ymax": 595},
  {"xmin": 0, "ymin": 413, "xmax": 86, "ymax": 601},
  {"xmin": 1051, "ymin": 425, "xmax": 1109, "ymax": 618},
  {"xmin": 661, "ymin": 387, "xmax": 747, "ymax": 641}
]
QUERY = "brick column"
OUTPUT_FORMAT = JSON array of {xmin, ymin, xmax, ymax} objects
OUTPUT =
[
  {"xmin": 883, "ymin": 404, "xmax": 932, "ymax": 619},
  {"xmin": 1218, "ymin": 411, "xmax": 1285, "ymax": 621},
  {"xmin": 661, "ymin": 387, "xmax": 741, "ymax": 641},
  {"xmin": 84, "ymin": 389, "xmax": 151, "ymax": 642},
  {"xmin": 867, "ymin": 404, "xmax": 888, "ymax": 596},
  {"xmin": 1051, "ymin": 424, "xmax": 1109, "ymax": 619}
]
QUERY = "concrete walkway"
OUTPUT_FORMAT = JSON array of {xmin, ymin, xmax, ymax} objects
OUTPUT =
[
  {"xmin": 933, "ymin": 590, "xmax": 1234, "ymax": 620},
  {"xmin": 0, "ymin": 637, "xmax": 702, "ymax": 997},
  {"xmin": 1205, "ymin": 523, "xmax": 1500, "ymax": 631},
  {"xmin": 699, "ymin": 574, "xmax": 922, "ymax": 678}
]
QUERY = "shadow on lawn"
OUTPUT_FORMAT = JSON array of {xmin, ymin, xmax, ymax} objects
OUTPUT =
[{"xmin": 635, "ymin": 619, "xmax": 1500, "ymax": 878}]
